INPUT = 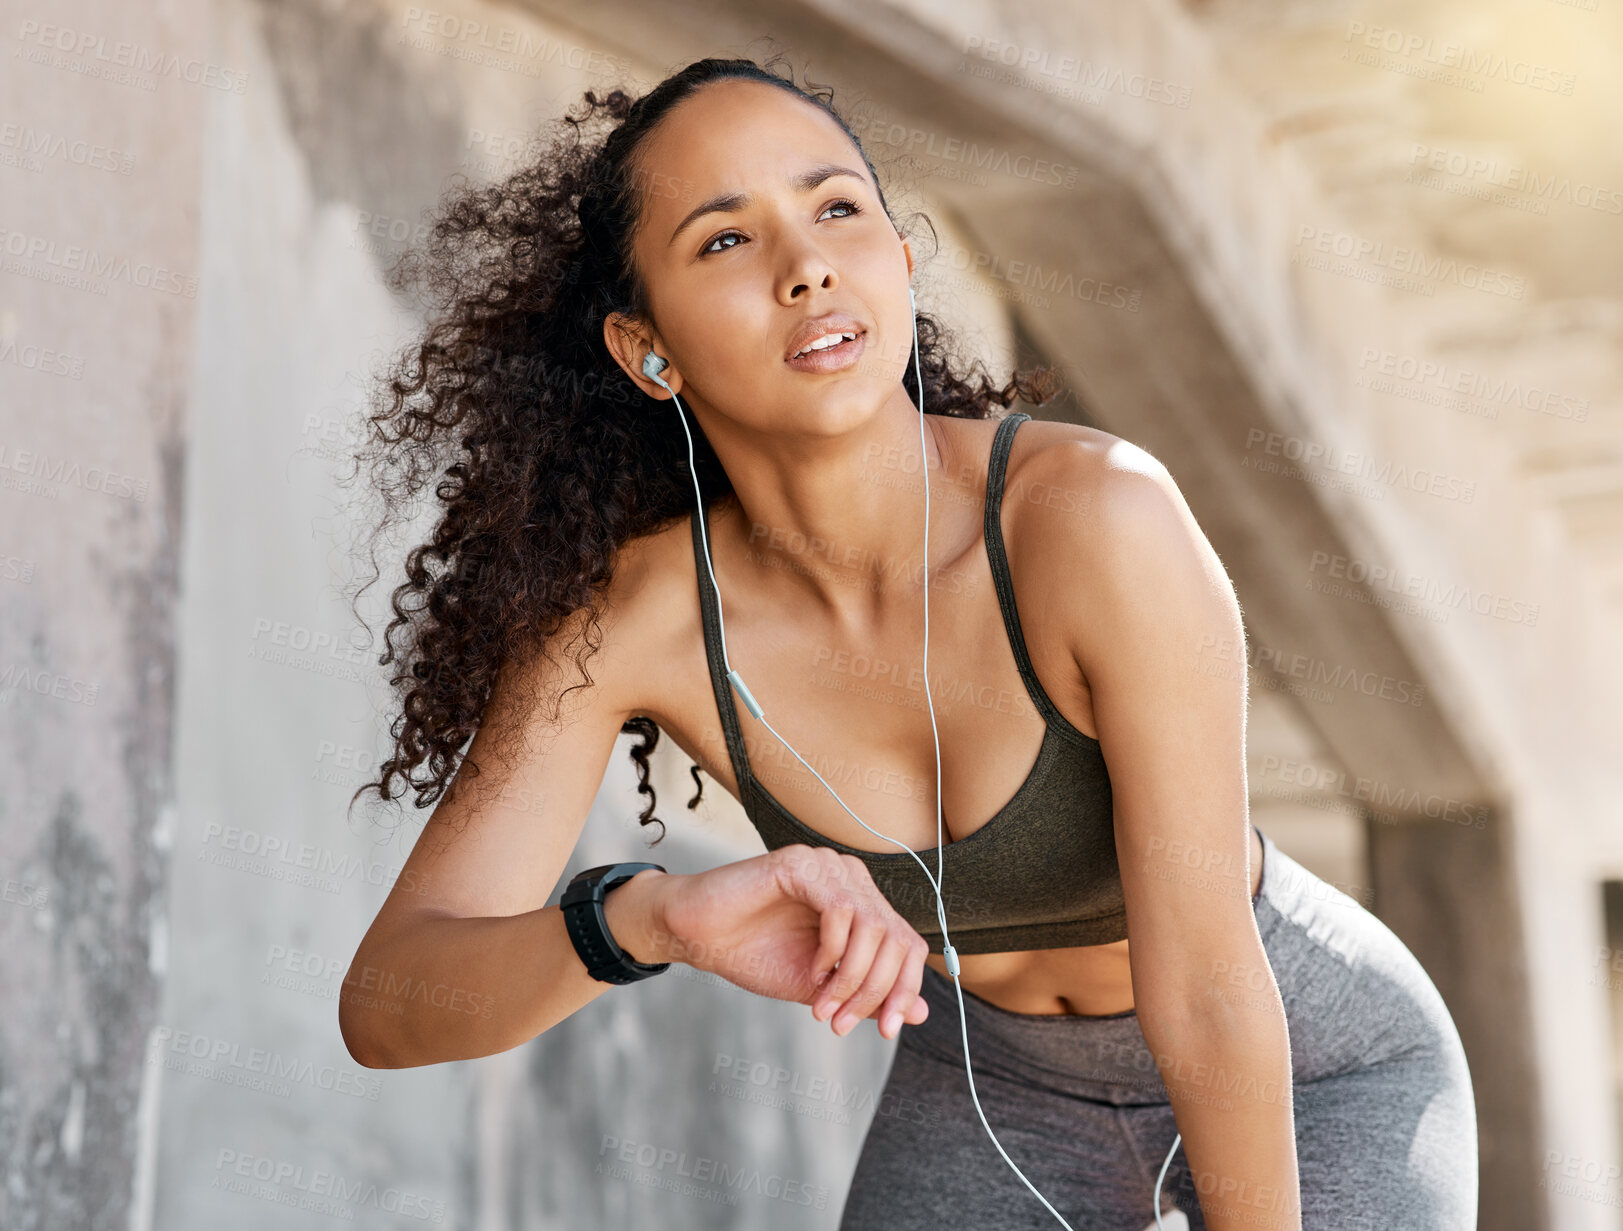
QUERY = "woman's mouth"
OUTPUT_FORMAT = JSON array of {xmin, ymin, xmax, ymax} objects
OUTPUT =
[{"xmin": 786, "ymin": 329, "xmax": 867, "ymax": 374}]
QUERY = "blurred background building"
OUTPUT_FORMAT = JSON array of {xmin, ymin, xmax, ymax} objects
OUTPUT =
[{"xmin": 2, "ymin": 0, "xmax": 1620, "ymax": 1228}]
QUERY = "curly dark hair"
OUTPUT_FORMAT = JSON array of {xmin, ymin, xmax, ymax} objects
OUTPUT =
[{"xmin": 342, "ymin": 50, "xmax": 1060, "ymax": 845}]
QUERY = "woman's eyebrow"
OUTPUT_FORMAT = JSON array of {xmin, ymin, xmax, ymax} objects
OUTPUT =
[{"xmin": 665, "ymin": 163, "xmax": 868, "ymax": 248}]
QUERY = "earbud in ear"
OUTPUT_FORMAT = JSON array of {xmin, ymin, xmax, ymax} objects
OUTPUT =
[{"xmin": 642, "ymin": 351, "xmax": 670, "ymax": 389}]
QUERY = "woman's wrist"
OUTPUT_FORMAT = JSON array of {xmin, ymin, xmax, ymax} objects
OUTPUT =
[{"xmin": 600, "ymin": 868, "xmax": 675, "ymax": 966}]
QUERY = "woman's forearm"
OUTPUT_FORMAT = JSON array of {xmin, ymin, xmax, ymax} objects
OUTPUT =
[
  {"xmin": 339, "ymin": 868, "xmax": 674, "ymax": 1068},
  {"xmin": 1140, "ymin": 1001, "xmax": 1302, "ymax": 1231}
]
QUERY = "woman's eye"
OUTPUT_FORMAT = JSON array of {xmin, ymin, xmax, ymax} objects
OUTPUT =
[
  {"xmin": 699, "ymin": 198, "xmax": 865, "ymax": 256},
  {"xmin": 702, "ymin": 232, "xmax": 743, "ymax": 255}
]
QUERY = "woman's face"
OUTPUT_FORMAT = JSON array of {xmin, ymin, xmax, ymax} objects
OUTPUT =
[{"xmin": 614, "ymin": 78, "xmax": 915, "ymax": 438}]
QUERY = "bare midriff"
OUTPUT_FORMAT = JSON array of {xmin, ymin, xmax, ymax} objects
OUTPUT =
[{"xmin": 919, "ymin": 824, "xmax": 1265, "ymax": 1017}]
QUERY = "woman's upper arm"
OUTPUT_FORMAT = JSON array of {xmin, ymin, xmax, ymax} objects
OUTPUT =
[
  {"xmin": 1036, "ymin": 437, "xmax": 1257, "ymax": 1022},
  {"xmin": 363, "ymin": 599, "xmax": 646, "ymax": 941}
]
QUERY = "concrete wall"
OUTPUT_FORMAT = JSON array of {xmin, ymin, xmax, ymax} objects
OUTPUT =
[
  {"xmin": 3, "ymin": 0, "xmax": 1620, "ymax": 1228},
  {"xmin": 0, "ymin": 1, "xmax": 208, "ymax": 1227}
]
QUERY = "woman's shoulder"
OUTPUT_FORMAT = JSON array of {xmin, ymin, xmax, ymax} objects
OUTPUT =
[
  {"xmin": 601, "ymin": 508, "xmax": 707, "ymax": 636},
  {"xmin": 998, "ymin": 415, "xmax": 1208, "ymax": 619},
  {"xmin": 538, "ymin": 510, "xmax": 706, "ymax": 724},
  {"xmin": 999, "ymin": 415, "xmax": 1173, "ymax": 529}
]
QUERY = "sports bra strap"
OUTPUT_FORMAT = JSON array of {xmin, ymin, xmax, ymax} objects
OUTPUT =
[
  {"xmin": 983, "ymin": 413, "xmax": 1086, "ymax": 739},
  {"xmin": 691, "ymin": 503, "xmax": 757, "ymax": 793}
]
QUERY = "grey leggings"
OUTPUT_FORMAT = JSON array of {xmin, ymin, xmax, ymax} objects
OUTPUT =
[{"xmin": 838, "ymin": 827, "xmax": 1478, "ymax": 1230}]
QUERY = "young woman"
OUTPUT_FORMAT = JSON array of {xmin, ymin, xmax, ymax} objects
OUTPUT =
[{"xmin": 339, "ymin": 55, "xmax": 1478, "ymax": 1231}]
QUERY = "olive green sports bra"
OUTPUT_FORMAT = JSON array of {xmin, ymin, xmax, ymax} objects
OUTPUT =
[{"xmin": 691, "ymin": 412, "xmax": 1127, "ymax": 955}]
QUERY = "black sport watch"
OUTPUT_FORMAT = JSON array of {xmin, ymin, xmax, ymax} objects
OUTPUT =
[{"xmin": 561, "ymin": 862, "xmax": 671, "ymax": 984}]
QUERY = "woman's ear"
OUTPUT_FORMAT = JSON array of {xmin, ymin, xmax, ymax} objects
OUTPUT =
[
  {"xmin": 603, "ymin": 311, "xmax": 676, "ymax": 398},
  {"xmin": 603, "ymin": 313, "xmax": 678, "ymax": 399},
  {"xmin": 603, "ymin": 310, "xmax": 678, "ymax": 397}
]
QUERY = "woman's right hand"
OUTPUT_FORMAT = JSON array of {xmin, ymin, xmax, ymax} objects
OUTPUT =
[{"xmin": 652, "ymin": 845, "xmax": 932, "ymax": 1041}]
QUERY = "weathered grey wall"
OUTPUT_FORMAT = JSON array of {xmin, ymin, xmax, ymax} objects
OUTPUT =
[
  {"xmin": 4, "ymin": 0, "xmax": 1621, "ymax": 1229},
  {"xmin": 0, "ymin": 1, "xmax": 208, "ymax": 1228}
]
